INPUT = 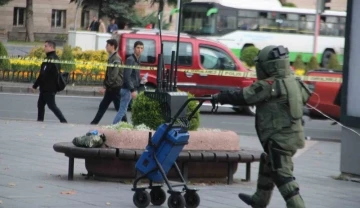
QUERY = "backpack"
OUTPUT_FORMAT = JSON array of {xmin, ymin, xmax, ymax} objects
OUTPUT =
[{"xmin": 55, "ymin": 63, "xmax": 69, "ymax": 92}]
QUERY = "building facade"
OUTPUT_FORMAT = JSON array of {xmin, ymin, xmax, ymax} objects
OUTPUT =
[
  {"xmin": 0, "ymin": 0, "xmax": 177, "ymax": 42},
  {"xmin": 287, "ymin": 0, "xmax": 347, "ymax": 11},
  {"xmin": 0, "ymin": 0, "xmax": 81, "ymax": 41}
]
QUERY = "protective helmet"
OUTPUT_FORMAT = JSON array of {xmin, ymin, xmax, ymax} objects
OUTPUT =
[{"xmin": 254, "ymin": 45, "xmax": 291, "ymax": 80}]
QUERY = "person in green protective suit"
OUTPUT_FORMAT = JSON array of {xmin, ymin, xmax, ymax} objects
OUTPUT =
[{"xmin": 209, "ymin": 45, "xmax": 313, "ymax": 208}]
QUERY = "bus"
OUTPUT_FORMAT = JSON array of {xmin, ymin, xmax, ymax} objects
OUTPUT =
[{"xmin": 179, "ymin": 0, "xmax": 346, "ymax": 67}]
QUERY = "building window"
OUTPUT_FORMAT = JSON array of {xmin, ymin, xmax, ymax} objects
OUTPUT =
[
  {"xmin": 13, "ymin": 7, "xmax": 25, "ymax": 26},
  {"xmin": 81, "ymin": 10, "xmax": 89, "ymax": 29},
  {"xmin": 52, "ymin": 10, "xmax": 66, "ymax": 28}
]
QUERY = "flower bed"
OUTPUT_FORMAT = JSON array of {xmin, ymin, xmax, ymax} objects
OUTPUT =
[{"xmin": 85, "ymin": 123, "xmax": 241, "ymax": 180}]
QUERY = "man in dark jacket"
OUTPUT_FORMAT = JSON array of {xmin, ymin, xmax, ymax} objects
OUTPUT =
[
  {"xmin": 90, "ymin": 39, "xmax": 126, "ymax": 125},
  {"xmin": 32, "ymin": 40, "xmax": 67, "ymax": 123},
  {"xmin": 112, "ymin": 41, "xmax": 144, "ymax": 124}
]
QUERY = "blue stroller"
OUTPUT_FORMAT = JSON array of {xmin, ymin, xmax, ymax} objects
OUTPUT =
[{"xmin": 131, "ymin": 93, "xmax": 214, "ymax": 208}]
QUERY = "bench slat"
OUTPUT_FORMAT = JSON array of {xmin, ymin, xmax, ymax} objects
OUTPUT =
[{"xmin": 54, "ymin": 142, "xmax": 262, "ymax": 162}]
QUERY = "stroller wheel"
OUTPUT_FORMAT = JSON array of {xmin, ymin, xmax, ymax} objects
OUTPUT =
[
  {"xmin": 168, "ymin": 193, "xmax": 185, "ymax": 208},
  {"xmin": 184, "ymin": 191, "xmax": 200, "ymax": 208},
  {"xmin": 150, "ymin": 187, "xmax": 166, "ymax": 205},
  {"xmin": 133, "ymin": 190, "xmax": 150, "ymax": 208}
]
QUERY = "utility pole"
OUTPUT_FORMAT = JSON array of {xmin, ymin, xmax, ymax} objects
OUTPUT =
[
  {"xmin": 313, "ymin": 0, "xmax": 331, "ymax": 56},
  {"xmin": 175, "ymin": 0, "xmax": 181, "ymax": 32},
  {"xmin": 313, "ymin": 0, "xmax": 320, "ymax": 56}
]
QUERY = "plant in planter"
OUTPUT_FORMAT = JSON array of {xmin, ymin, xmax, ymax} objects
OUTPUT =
[
  {"xmin": 0, "ymin": 41, "xmax": 10, "ymax": 70},
  {"xmin": 61, "ymin": 45, "xmax": 76, "ymax": 73},
  {"xmin": 130, "ymin": 91, "xmax": 200, "ymax": 131},
  {"xmin": 54, "ymin": 34, "xmax": 67, "ymax": 46},
  {"xmin": 240, "ymin": 46, "xmax": 259, "ymax": 69}
]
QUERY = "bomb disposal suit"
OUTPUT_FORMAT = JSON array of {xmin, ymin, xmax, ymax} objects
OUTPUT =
[{"xmin": 211, "ymin": 45, "xmax": 312, "ymax": 208}]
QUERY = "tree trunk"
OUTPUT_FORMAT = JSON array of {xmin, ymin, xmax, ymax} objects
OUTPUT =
[
  {"xmin": 98, "ymin": 0, "xmax": 103, "ymax": 18},
  {"xmin": 25, "ymin": 0, "xmax": 34, "ymax": 42}
]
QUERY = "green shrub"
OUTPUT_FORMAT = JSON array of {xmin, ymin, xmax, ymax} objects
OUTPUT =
[
  {"xmin": 326, "ymin": 53, "xmax": 342, "ymax": 70},
  {"xmin": 60, "ymin": 44, "xmax": 76, "ymax": 72},
  {"xmin": 28, "ymin": 46, "xmax": 62, "ymax": 59},
  {"xmin": 240, "ymin": 46, "xmax": 259, "ymax": 67},
  {"xmin": 28, "ymin": 46, "xmax": 46, "ymax": 59},
  {"xmin": 306, "ymin": 56, "xmax": 319, "ymax": 71},
  {"xmin": 282, "ymin": 2, "xmax": 296, "ymax": 7},
  {"xmin": 131, "ymin": 91, "xmax": 200, "ymax": 131},
  {"xmin": 0, "ymin": 41, "xmax": 10, "ymax": 70},
  {"xmin": 293, "ymin": 54, "xmax": 305, "ymax": 69}
]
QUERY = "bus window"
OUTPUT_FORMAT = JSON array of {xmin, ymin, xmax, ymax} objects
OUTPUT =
[
  {"xmin": 216, "ymin": 9, "xmax": 237, "ymax": 34},
  {"xmin": 181, "ymin": 4, "xmax": 216, "ymax": 35},
  {"xmin": 299, "ymin": 14, "xmax": 315, "ymax": 34},
  {"xmin": 278, "ymin": 13, "xmax": 299, "ymax": 33},
  {"xmin": 238, "ymin": 10, "xmax": 259, "ymax": 31},
  {"xmin": 199, "ymin": 45, "xmax": 236, "ymax": 70},
  {"xmin": 339, "ymin": 17, "xmax": 346, "ymax": 36},
  {"xmin": 320, "ymin": 16, "xmax": 340, "ymax": 36}
]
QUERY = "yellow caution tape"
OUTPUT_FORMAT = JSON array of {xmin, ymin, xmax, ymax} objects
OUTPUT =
[{"xmin": 0, "ymin": 56, "xmax": 343, "ymax": 83}]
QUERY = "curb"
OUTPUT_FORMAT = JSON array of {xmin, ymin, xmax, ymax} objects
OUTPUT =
[
  {"xmin": 0, "ymin": 85, "xmax": 103, "ymax": 97},
  {"xmin": 306, "ymin": 137, "xmax": 341, "ymax": 143}
]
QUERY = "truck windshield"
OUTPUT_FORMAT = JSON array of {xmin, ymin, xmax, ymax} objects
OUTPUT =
[{"xmin": 181, "ymin": 4, "xmax": 216, "ymax": 35}]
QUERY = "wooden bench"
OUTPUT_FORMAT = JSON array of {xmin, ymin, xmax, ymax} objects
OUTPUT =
[{"xmin": 53, "ymin": 142, "xmax": 262, "ymax": 185}]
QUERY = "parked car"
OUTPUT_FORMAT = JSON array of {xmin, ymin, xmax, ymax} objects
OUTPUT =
[
  {"xmin": 304, "ymin": 69, "xmax": 342, "ymax": 121},
  {"xmin": 112, "ymin": 28, "xmax": 257, "ymax": 115}
]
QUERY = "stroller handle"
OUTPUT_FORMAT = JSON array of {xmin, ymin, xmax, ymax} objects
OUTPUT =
[{"xmin": 170, "ymin": 96, "xmax": 214, "ymax": 126}]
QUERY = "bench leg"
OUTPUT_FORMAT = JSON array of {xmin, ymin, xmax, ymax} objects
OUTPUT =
[
  {"xmin": 245, "ymin": 162, "xmax": 251, "ymax": 181},
  {"xmin": 227, "ymin": 162, "xmax": 234, "ymax": 185},
  {"xmin": 68, "ymin": 157, "xmax": 74, "ymax": 181},
  {"xmin": 181, "ymin": 162, "xmax": 188, "ymax": 182}
]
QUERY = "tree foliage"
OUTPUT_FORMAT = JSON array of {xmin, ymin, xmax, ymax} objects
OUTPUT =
[
  {"xmin": 0, "ymin": 0, "xmax": 11, "ymax": 6},
  {"xmin": 101, "ymin": 0, "xmax": 138, "ymax": 20}
]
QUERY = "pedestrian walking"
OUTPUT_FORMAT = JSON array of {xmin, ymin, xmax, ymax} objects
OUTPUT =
[
  {"xmin": 90, "ymin": 39, "xmax": 126, "ymax": 125},
  {"xmin": 32, "ymin": 40, "xmax": 67, "ymax": 123}
]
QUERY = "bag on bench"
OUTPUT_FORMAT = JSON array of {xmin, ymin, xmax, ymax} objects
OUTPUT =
[{"xmin": 72, "ymin": 131, "xmax": 106, "ymax": 148}]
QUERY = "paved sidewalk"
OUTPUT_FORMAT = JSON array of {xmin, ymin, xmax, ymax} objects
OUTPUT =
[{"xmin": 0, "ymin": 120, "xmax": 359, "ymax": 208}]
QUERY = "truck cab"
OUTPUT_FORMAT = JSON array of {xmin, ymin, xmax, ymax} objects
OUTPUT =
[{"xmin": 112, "ymin": 28, "xmax": 257, "ymax": 115}]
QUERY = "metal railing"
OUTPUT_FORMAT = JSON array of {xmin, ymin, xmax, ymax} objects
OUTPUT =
[{"xmin": 0, "ymin": 69, "xmax": 105, "ymax": 85}]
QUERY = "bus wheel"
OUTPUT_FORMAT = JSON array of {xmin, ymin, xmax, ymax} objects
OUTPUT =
[{"xmin": 321, "ymin": 50, "xmax": 335, "ymax": 68}]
